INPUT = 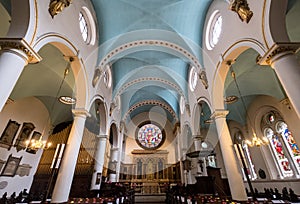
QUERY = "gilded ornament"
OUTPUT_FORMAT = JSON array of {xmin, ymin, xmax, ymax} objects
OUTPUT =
[
  {"xmin": 48, "ymin": 0, "xmax": 72, "ymax": 18},
  {"xmin": 229, "ymin": 0, "xmax": 253, "ymax": 23}
]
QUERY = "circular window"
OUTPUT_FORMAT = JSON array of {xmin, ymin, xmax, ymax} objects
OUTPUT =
[
  {"xmin": 78, "ymin": 7, "xmax": 96, "ymax": 45},
  {"xmin": 189, "ymin": 66, "xmax": 198, "ymax": 92},
  {"xmin": 136, "ymin": 124, "xmax": 165, "ymax": 149},
  {"xmin": 205, "ymin": 10, "xmax": 223, "ymax": 50}
]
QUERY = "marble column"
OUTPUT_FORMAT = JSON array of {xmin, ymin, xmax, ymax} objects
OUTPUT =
[
  {"xmin": 259, "ymin": 43, "xmax": 300, "ymax": 119},
  {"xmin": 0, "ymin": 38, "xmax": 41, "ymax": 111},
  {"xmin": 90, "ymin": 135, "xmax": 108, "ymax": 190},
  {"xmin": 212, "ymin": 110, "xmax": 247, "ymax": 201},
  {"xmin": 51, "ymin": 109, "xmax": 90, "ymax": 203}
]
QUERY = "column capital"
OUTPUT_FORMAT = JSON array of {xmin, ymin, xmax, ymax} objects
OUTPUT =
[
  {"xmin": 111, "ymin": 147, "xmax": 119, "ymax": 151},
  {"xmin": 0, "ymin": 38, "xmax": 42, "ymax": 63},
  {"xmin": 72, "ymin": 108, "xmax": 91, "ymax": 118},
  {"xmin": 192, "ymin": 135, "xmax": 203, "ymax": 140},
  {"xmin": 257, "ymin": 42, "xmax": 300, "ymax": 66},
  {"xmin": 211, "ymin": 109, "xmax": 229, "ymax": 120},
  {"xmin": 98, "ymin": 134, "xmax": 109, "ymax": 139}
]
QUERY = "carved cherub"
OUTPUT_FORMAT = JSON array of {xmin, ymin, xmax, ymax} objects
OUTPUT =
[
  {"xmin": 48, "ymin": 0, "xmax": 72, "ymax": 18},
  {"xmin": 229, "ymin": 0, "xmax": 253, "ymax": 23}
]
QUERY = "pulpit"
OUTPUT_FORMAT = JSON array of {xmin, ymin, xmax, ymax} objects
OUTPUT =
[{"xmin": 207, "ymin": 166, "xmax": 231, "ymax": 196}]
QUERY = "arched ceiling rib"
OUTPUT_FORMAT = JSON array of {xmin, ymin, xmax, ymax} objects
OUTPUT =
[{"xmin": 91, "ymin": 0, "xmax": 212, "ymax": 125}]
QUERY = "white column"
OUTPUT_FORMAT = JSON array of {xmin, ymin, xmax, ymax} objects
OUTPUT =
[
  {"xmin": 116, "ymin": 133, "xmax": 124, "ymax": 181},
  {"xmin": 51, "ymin": 109, "xmax": 90, "ymax": 203},
  {"xmin": 270, "ymin": 52, "xmax": 300, "ymax": 118},
  {"xmin": 0, "ymin": 49, "xmax": 28, "ymax": 111},
  {"xmin": 258, "ymin": 43, "xmax": 300, "ymax": 119},
  {"xmin": 108, "ymin": 147, "xmax": 119, "ymax": 182},
  {"xmin": 90, "ymin": 135, "xmax": 108, "ymax": 190},
  {"xmin": 0, "ymin": 39, "xmax": 41, "ymax": 111},
  {"xmin": 212, "ymin": 110, "xmax": 247, "ymax": 201}
]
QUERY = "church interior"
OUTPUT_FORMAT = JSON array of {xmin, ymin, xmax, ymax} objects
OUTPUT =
[{"xmin": 0, "ymin": 0, "xmax": 300, "ymax": 203}]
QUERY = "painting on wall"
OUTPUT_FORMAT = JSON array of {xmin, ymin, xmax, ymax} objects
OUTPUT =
[
  {"xmin": 14, "ymin": 122, "xmax": 35, "ymax": 152},
  {"xmin": 1, "ymin": 154, "xmax": 22, "ymax": 177},
  {"xmin": 0, "ymin": 120, "xmax": 20, "ymax": 150},
  {"xmin": 26, "ymin": 131, "xmax": 41, "ymax": 154}
]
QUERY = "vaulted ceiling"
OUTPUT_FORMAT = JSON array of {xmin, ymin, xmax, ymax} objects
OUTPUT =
[{"xmin": 0, "ymin": 0, "xmax": 299, "ymax": 128}]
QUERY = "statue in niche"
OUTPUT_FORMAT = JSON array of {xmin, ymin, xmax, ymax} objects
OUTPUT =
[
  {"xmin": 229, "ymin": 0, "xmax": 253, "ymax": 23},
  {"xmin": 48, "ymin": 0, "xmax": 72, "ymax": 18}
]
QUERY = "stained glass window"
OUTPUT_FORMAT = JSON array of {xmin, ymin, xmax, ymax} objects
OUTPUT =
[
  {"xmin": 136, "ymin": 124, "xmax": 164, "ymax": 149},
  {"xmin": 265, "ymin": 128, "xmax": 293, "ymax": 177},
  {"xmin": 276, "ymin": 122, "xmax": 300, "ymax": 173},
  {"xmin": 262, "ymin": 111, "xmax": 300, "ymax": 177}
]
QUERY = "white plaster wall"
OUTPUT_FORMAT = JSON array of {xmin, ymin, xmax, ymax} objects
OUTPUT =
[{"xmin": 0, "ymin": 97, "xmax": 50, "ymax": 196}]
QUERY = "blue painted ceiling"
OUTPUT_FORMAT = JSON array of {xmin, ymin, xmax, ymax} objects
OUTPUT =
[
  {"xmin": 91, "ymin": 0, "xmax": 212, "ymax": 123},
  {"xmin": 1, "ymin": 0, "xmax": 299, "ymax": 128}
]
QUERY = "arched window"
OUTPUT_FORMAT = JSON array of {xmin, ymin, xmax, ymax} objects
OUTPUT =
[
  {"xmin": 262, "ymin": 111, "xmax": 300, "ymax": 178},
  {"xmin": 234, "ymin": 131, "xmax": 257, "ymax": 180}
]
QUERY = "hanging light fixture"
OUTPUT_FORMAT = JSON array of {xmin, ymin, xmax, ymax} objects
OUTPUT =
[
  {"xmin": 25, "ymin": 57, "xmax": 74, "ymax": 151},
  {"xmin": 229, "ymin": 62, "xmax": 268, "ymax": 147}
]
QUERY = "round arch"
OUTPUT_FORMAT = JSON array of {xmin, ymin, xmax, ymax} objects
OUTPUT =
[
  {"xmin": 88, "ymin": 95, "xmax": 108, "ymax": 136},
  {"xmin": 109, "ymin": 122, "xmax": 119, "ymax": 148},
  {"xmin": 211, "ymin": 40, "xmax": 267, "ymax": 111},
  {"xmin": 33, "ymin": 34, "xmax": 89, "ymax": 110}
]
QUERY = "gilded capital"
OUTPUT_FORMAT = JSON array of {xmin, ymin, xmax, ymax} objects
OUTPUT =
[
  {"xmin": 257, "ymin": 42, "xmax": 300, "ymax": 66},
  {"xmin": 0, "ymin": 38, "xmax": 42, "ymax": 63}
]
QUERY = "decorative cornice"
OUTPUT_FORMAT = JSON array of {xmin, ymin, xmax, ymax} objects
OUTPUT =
[
  {"xmin": 0, "ymin": 38, "xmax": 42, "ymax": 63},
  {"xmin": 210, "ymin": 109, "xmax": 229, "ymax": 120},
  {"xmin": 257, "ymin": 42, "xmax": 300, "ymax": 65},
  {"xmin": 123, "ymin": 99, "xmax": 178, "ymax": 122},
  {"xmin": 94, "ymin": 40, "xmax": 208, "ymax": 89}
]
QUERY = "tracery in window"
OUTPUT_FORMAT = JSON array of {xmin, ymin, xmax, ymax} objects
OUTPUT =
[
  {"xmin": 262, "ymin": 111, "xmax": 300, "ymax": 177},
  {"xmin": 136, "ymin": 124, "xmax": 164, "ymax": 150},
  {"xmin": 276, "ymin": 122, "xmax": 300, "ymax": 173},
  {"xmin": 79, "ymin": 12, "xmax": 88, "ymax": 42}
]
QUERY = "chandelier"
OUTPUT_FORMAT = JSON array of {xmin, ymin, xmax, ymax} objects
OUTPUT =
[
  {"xmin": 244, "ymin": 132, "xmax": 269, "ymax": 147},
  {"xmin": 229, "ymin": 62, "xmax": 268, "ymax": 147},
  {"xmin": 25, "ymin": 136, "xmax": 52, "ymax": 150}
]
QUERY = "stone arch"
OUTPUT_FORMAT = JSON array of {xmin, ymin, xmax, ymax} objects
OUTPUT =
[
  {"xmin": 211, "ymin": 40, "xmax": 268, "ymax": 111},
  {"xmin": 33, "ymin": 35, "xmax": 88, "ymax": 110},
  {"xmin": 88, "ymin": 95, "xmax": 108, "ymax": 136}
]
